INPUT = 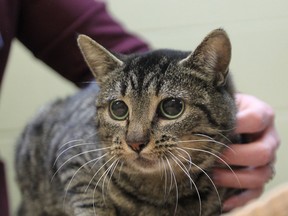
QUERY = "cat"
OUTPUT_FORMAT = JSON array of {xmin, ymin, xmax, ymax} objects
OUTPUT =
[{"xmin": 16, "ymin": 29, "xmax": 239, "ymax": 216}]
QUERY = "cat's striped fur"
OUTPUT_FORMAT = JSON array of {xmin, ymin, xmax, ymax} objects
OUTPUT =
[{"xmin": 16, "ymin": 29, "xmax": 238, "ymax": 216}]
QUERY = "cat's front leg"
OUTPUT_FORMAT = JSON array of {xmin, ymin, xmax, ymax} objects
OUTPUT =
[
  {"xmin": 62, "ymin": 176, "xmax": 117, "ymax": 216},
  {"xmin": 65, "ymin": 196, "xmax": 117, "ymax": 216},
  {"xmin": 71, "ymin": 207, "xmax": 116, "ymax": 216}
]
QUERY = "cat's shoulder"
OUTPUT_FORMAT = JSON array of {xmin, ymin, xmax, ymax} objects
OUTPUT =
[{"xmin": 22, "ymin": 84, "xmax": 99, "ymax": 135}]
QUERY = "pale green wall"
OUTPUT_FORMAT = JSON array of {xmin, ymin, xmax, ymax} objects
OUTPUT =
[{"xmin": 1, "ymin": 0, "xmax": 287, "ymax": 214}]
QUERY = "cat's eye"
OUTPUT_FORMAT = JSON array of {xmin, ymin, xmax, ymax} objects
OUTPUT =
[
  {"xmin": 109, "ymin": 100, "xmax": 129, "ymax": 120},
  {"xmin": 159, "ymin": 98, "xmax": 185, "ymax": 119}
]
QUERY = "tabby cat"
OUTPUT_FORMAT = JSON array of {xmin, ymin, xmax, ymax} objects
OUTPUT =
[{"xmin": 16, "ymin": 29, "xmax": 238, "ymax": 216}]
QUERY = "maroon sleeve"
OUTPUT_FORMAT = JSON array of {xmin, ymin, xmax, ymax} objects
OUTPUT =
[
  {"xmin": 0, "ymin": 160, "xmax": 9, "ymax": 216},
  {"xmin": 17, "ymin": 0, "xmax": 150, "ymax": 87}
]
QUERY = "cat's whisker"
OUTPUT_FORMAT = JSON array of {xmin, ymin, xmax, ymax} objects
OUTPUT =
[
  {"xmin": 160, "ymin": 157, "xmax": 169, "ymax": 200},
  {"xmin": 178, "ymin": 139, "xmax": 227, "ymax": 160},
  {"xmin": 62, "ymin": 156, "xmax": 103, "ymax": 207},
  {"xmin": 85, "ymin": 131, "xmax": 101, "ymax": 140},
  {"xmin": 164, "ymin": 156, "xmax": 179, "ymax": 216},
  {"xmin": 193, "ymin": 133, "xmax": 235, "ymax": 153},
  {"xmin": 58, "ymin": 139, "xmax": 84, "ymax": 149},
  {"xmin": 107, "ymin": 158, "xmax": 120, "ymax": 190},
  {"xmin": 159, "ymin": 157, "xmax": 171, "ymax": 200},
  {"xmin": 100, "ymin": 158, "xmax": 119, "ymax": 204},
  {"xmin": 58, "ymin": 131, "xmax": 100, "ymax": 149},
  {"xmin": 51, "ymin": 149, "xmax": 109, "ymax": 182},
  {"xmin": 176, "ymin": 150, "xmax": 222, "ymax": 214},
  {"xmin": 182, "ymin": 147, "xmax": 242, "ymax": 188},
  {"xmin": 175, "ymin": 147, "xmax": 193, "ymax": 171},
  {"xmin": 179, "ymin": 136, "xmax": 235, "ymax": 154},
  {"xmin": 158, "ymin": 158, "xmax": 163, "ymax": 180},
  {"xmin": 91, "ymin": 157, "xmax": 118, "ymax": 212},
  {"xmin": 168, "ymin": 151, "xmax": 192, "ymax": 188},
  {"xmin": 88, "ymin": 153, "xmax": 110, "ymax": 172},
  {"xmin": 54, "ymin": 144, "xmax": 111, "ymax": 167},
  {"xmin": 168, "ymin": 151, "xmax": 202, "ymax": 216},
  {"xmin": 117, "ymin": 161, "xmax": 125, "ymax": 181},
  {"xmin": 217, "ymin": 126, "xmax": 237, "ymax": 133},
  {"xmin": 215, "ymin": 132, "xmax": 234, "ymax": 144},
  {"xmin": 166, "ymin": 156, "xmax": 174, "ymax": 197},
  {"xmin": 85, "ymin": 155, "xmax": 116, "ymax": 192}
]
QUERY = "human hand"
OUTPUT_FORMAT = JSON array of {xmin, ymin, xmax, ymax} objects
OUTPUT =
[{"xmin": 213, "ymin": 93, "xmax": 280, "ymax": 212}]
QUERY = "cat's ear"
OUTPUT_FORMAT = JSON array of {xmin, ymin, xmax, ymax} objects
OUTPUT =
[
  {"xmin": 77, "ymin": 34, "xmax": 123, "ymax": 84},
  {"xmin": 179, "ymin": 29, "xmax": 231, "ymax": 86}
]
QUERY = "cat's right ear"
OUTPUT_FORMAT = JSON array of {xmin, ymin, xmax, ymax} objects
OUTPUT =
[{"xmin": 77, "ymin": 34, "xmax": 123, "ymax": 84}]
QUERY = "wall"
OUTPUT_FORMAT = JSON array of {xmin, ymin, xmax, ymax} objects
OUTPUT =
[{"xmin": 1, "ymin": 0, "xmax": 287, "ymax": 214}]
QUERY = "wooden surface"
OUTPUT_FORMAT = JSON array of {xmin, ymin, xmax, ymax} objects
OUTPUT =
[{"xmin": 226, "ymin": 183, "xmax": 288, "ymax": 216}]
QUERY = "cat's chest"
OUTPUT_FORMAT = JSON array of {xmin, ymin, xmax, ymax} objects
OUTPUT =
[{"xmin": 102, "ymin": 171, "xmax": 208, "ymax": 215}]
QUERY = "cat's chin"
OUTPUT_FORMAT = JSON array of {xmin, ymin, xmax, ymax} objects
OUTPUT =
[{"xmin": 126, "ymin": 154, "xmax": 161, "ymax": 173}]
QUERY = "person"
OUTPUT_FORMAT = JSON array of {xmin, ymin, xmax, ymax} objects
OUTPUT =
[{"xmin": 0, "ymin": 0, "xmax": 280, "ymax": 215}]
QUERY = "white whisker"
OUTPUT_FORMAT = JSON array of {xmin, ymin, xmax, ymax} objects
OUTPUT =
[
  {"xmin": 92, "ymin": 156, "xmax": 117, "ymax": 214},
  {"xmin": 168, "ymin": 151, "xmax": 202, "ymax": 216},
  {"xmin": 51, "ymin": 149, "xmax": 109, "ymax": 182},
  {"xmin": 58, "ymin": 139, "xmax": 83, "ymax": 149},
  {"xmin": 107, "ymin": 159, "xmax": 120, "ymax": 189},
  {"xmin": 193, "ymin": 133, "xmax": 235, "ymax": 153},
  {"xmin": 63, "ymin": 156, "xmax": 105, "ymax": 207},
  {"xmin": 165, "ymin": 156, "xmax": 178, "ymax": 216},
  {"xmin": 58, "ymin": 132, "xmax": 100, "ymax": 149},
  {"xmin": 182, "ymin": 147, "xmax": 241, "ymax": 188},
  {"xmin": 215, "ymin": 132, "xmax": 233, "ymax": 144},
  {"xmin": 174, "ymin": 147, "xmax": 193, "ymax": 171},
  {"xmin": 168, "ymin": 151, "xmax": 192, "ymax": 188},
  {"xmin": 161, "ymin": 157, "xmax": 169, "ymax": 200},
  {"xmin": 54, "ymin": 144, "xmax": 110, "ymax": 167},
  {"xmin": 100, "ymin": 158, "xmax": 119, "ymax": 204},
  {"xmin": 176, "ymin": 148, "xmax": 222, "ymax": 214},
  {"xmin": 117, "ymin": 161, "xmax": 124, "ymax": 181},
  {"xmin": 85, "ymin": 155, "xmax": 116, "ymax": 192},
  {"xmin": 179, "ymin": 138, "xmax": 234, "ymax": 153}
]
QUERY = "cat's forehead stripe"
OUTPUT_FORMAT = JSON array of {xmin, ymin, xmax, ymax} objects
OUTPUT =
[{"xmin": 121, "ymin": 54, "xmax": 174, "ymax": 96}]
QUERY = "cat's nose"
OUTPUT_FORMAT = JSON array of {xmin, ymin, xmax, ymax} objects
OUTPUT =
[{"xmin": 127, "ymin": 141, "xmax": 147, "ymax": 153}]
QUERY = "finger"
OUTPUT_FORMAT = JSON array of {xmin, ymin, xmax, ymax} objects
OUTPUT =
[
  {"xmin": 213, "ymin": 165, "xmax": 274, "ymax": 189},
  {"xmin": 222, "ymin": 126, "xmax": 279, "ymax": 167},
  {"xmin": 235, "ymin": 94, "xmax": 274, "ymax": 134},
  {"xmin": 235, "ymin": 108, "xmax": 274, "ymax": 134},
  {"xmin": 222, "ymin": 187, "xmax": 264, "ymax": 212}
]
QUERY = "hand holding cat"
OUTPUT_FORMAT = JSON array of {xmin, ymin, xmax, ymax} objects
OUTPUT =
[{"xmin": 213, "ymin": 93, "xmax": 280, "ymax": 212}]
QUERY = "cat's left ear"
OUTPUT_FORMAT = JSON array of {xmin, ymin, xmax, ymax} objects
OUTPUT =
[
  {"xmin": 77, "ymin": 34, "xmax": 123, "ymax": 84},
  {"xmin": 179, "ymin": 29, "xmax": 231, "ymax": 86}
]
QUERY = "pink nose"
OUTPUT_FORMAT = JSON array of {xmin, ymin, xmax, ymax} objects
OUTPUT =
[{"xmin": 127, "ymin": 142, "xmax": 147, "ymax": 153}]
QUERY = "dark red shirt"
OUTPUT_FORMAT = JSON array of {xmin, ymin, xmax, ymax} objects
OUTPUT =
[{"xmin": 0, "ymin": 0, "xmax": 149, "ymax": 89}]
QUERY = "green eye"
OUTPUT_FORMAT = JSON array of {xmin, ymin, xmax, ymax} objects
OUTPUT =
[
  {"xmin": 109, "ymin": 100, "xmax": 129, "ymax": 120},
  {"xmin": 159, "ymin": 98, "xmax": 185, "ymax": 119}
]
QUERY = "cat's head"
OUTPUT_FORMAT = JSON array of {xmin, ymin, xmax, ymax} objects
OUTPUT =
[{"xmin": 77, "ymin": 29, "xmax": 237, "ymax": 174}]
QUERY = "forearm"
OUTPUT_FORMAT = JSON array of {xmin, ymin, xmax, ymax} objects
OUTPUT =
[{"xmin": 17, "ymin": 0, "xmax": 149, "ymax": 87}]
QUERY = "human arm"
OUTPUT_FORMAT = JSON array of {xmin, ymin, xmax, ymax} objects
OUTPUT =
[
  {"xmin": 213, "ymin": 93, "xmax": 280, "ymax": 211},
  {"xmin": 17, "ymin": 0, "xmax": 149, "ymax": 87}
]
